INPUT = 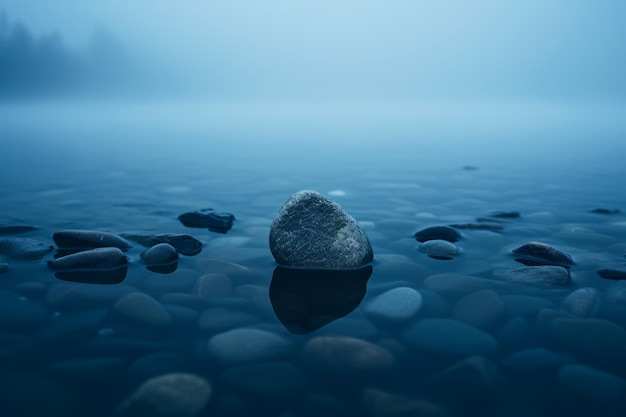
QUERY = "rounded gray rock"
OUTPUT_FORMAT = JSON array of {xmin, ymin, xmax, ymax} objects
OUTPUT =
[
  {"xmin": 47, "ymin": 247, "xmax": 127, "ymax": 271},
  {"xmin": 418, "ymin": 239, "xmax": 460, "ymax": 260},
  {"xmin": 494, "ymin": 265, "xmax": 570, "ymax": 287},
  {"xmin": 269, "ymin": 190, "xmax": 373, "ymax": 269},
  {"xmin": 140, "ymin": 243, "xmax": 178, "ymax": 266},
  {"xmin": 402, "ymin": 318, "xmax": 499, "ymax": 355},
  {"xmin": 53, "ymin": 229, "xmax": 132, "ymax": 251},
  {"xmin": 511, "ymin": 241, "xmax": 574, "ymax": 267},
  {"xmin": 118, "ymin": 373, "xmax": 211, "ymax": 417},
  {"xmin": 561, "ymin": 287, "xmax": 602, "ymax": 317},
  {"xmin": 363, "ymin": 287, "xmax": 423, "ymax": 321}
]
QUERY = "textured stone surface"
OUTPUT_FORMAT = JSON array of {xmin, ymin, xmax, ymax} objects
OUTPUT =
[
  {"xmin": 121, "ymin": 233, "xmax": 203, "ymax": 256},
  {"xmin": 363, "ymin": 287, "xmax": 423, "ymax": 321},
  {"xmin": 119, "ymin": 373, "xmax": 211, "ymax": 417},
  {"xmin": 494, "ymin": 265, "xmax": 570, "ymax": 287},
  {"xmin": 47, "ymin": 247, "xmax": 127, "ymax": 271},
  {"xmin": 269, "ymin": 190, "xmax": 373, "ymax": 268},
  {"xmin": 562, "ymin": 288, "xmax": 602, "ymax": 317},
  {"xmin": 511, "ymin": 241, "xmax": 574, "ymax": 267},
  {"xmin": 178, "ymin": 208, "xmax": 235, "ymax": 233},
  {"xmin": 418, "ymin": 240, "xmax": 460, "ymax": 260},
  {"xmin": 53, "ymin": 229, "xmax": 131, "ymax": 250}
]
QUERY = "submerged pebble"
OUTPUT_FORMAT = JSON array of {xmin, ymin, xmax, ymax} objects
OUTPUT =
[
  {"xmin": 112, "ymin": 292, "xmax": 172, "ymax": 327},
  {"xmin": 452, "ymin": 289, "xmax": 504, "ymax": 329},
  {"xmin": 558, "ymin": 364, "xmax": 626, "ymax": 404},
  {"xmin": 269, "ymin": 190, "xmax": 373, "ymax": 268},
  {"xmin": 597, "ymin": 262, "xmax": 626, "ymax": 280},
  {"xmin": 207, "ymin": 328, "xmax": 293, "ymax": 363},
  {"xmin": 0, "ymin": 237, "xmax": 54, "ymax": 260},
  {"xmin": 402, "ymin": 318, "xmax": 499, "ymax": 355},
  {"xmin": 140, "ymin": 243, "xmax": 178, "ymax": 265},
  {"xmin": 220, "ymin": 361, "xmax": 309, "ymax": 400},
  {"xmin": 118, "ymin": 373, "xmax": 212, "ymax": 417},
  {"xmin": 562, "ymin": 287, "xmax": 602, "ymax": 317},
  {"xmin": 363, "ymin": 287, "xmax": 423, "ymax": 321}
]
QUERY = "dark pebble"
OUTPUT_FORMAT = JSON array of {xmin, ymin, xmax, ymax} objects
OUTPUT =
[
  {"xmin": 53, "ymin": 229, "xmax": 132, "ymax": 251},
  {"xmin": 414, "ymin": 226, "xmax": 461, "ymax": 243},
  {"xmin": 121, "ymin": 233, "xmax": 203, "ymax": 256},
  {"xmin": 449, "ymin": 223, "xmax": 504, "ymax": 231},
  {"xmin": 140, "ymin": 243, "xmax": 179, "ymax": 265},
  {"xmin": 489, "ymin": 211, "xmax": 521, "ymax": 218},
  {"xmin": 589, "ymin": 208, "xmax": 621, "ymax": 215},
  {"xmin": 178, "ymin": 208, "xmax": 235, "ymax": 233},
  {"xmin": 597, "ymin": 263, "xmax": 626, "ymax": 280},
  {"xmin": 511, "ymin": 241, "xmax": 574, "ymax": 267},
  {"xmin": 0, "ymin": 224, "xmax": 38, "ymax": 235},
  {"xmin": 47, "ymin": 247, "xmax": 128, "ymax": 271}
]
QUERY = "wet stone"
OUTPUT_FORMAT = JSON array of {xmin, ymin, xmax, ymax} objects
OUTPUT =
[
  {"xmin": 489, "ymin": 211, "xmax": 521, "ymax": 219},
  {"xmin": 140, "ymin": 243, "xmax": 178, "ymax": 265},
  {"xmin": 361, "ymin": 388, "xmax": 449, "ymax": 417},
  {"xmin": 452, "ymin": 289, "xmax": 504, "ymax": 329},
  {"xmin": 192, "ymin": 273, "xmax": 233, "ymax": 297},
  {"xmin": 562, "ymin": 287, "xmax": 602, "ymax": 317},
  {"xmin": 362, "ymin": 287, "xmax": 423, "ymax": 322},
  {"xmin": 558, "ymin": 364, "xmax": 626, "ymax": 404},
  {"xmin": 178, "ymin": 208, "xmax": 235, "ymax": 233},
  {"xmin": 402, "ymin": 318, "xmax": 499, "ymax": 356},
  {"xmin": 118, "ymin": 373, "xmax": 212, "ymax": 417},
  {"xmin": 494, "ymin": 265, "xmax": 570, "ymax": 287},
  {"xmin": 207, "ymin": 328, "xmax": 293, "ymax": 363},
  {"xmin": 501, "ymin": 348, "xmax": 574, "ymax": 374},
  {"xmin": 53, "ymin": 229, "xmax": 131, "ymax": 250},
  {"xmin": 269, "ymin": 190, "xmax": 373, "ymax": 269},
  {"xmin": 220, "ymin": 361, "xmax": 309, "ymax": 400},
  {"xmin": 0, "ymin": 224, "xmax": 38, "ymax": 234},
  {"xmin": 418, "ymin": 239, "xmax": 460, "ymax": 260},
  {"xmin": 301, "ymin": 335, "xmax": 396, "ymax": 375},
  {"xmin": 511, "ymin": 241, "xmax": 574, "ymax": 267},
  {"xmin": 0, "ymin": 263, "xmax": 9, "ymax": 274},
  {"xmin": 449, "ymin": 223, "xmax": 504, "ymax": 231},
  {"xmin": 414, "ymin": 226, "xmax": 461, "ymax": 243},
  {"xmin": 47, "ymin": 247, "xmax": 128, "ymax": 271},
  {"xmin": 597, "ymin": 262, "xmax": 626, "ymax": 280},
  {"xmin": 0, "ymin": 237, "xmax": 54, "ymax": 260},
  {"xmin": 112, "ymin": 292, "xmax": 172, "ymax": 327},
  {"xmin": 121, "ymin": 233, "xmax": 203, "ymax": 256}
]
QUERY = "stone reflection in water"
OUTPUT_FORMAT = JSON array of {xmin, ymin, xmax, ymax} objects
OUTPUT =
[
  {"xmin": 269, "ymin": 265, "xmax": 372, "ymax": 334},
  {"xmin": 53, "ymin": 266, "xmax": 128, "ymax": 284}
]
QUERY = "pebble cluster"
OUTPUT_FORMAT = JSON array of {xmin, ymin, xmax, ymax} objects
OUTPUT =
[{"xmin": 1, "ymin": 182, "xmax": 626, "ymax": 417}]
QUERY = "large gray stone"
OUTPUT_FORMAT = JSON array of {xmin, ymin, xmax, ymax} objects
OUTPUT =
[
  {"xmin": 47, "ymin": 247, "xmax": 127, "ymax": 271},
  {"xmin": 494, "ymin": 265, "xmax": 570, "ymax": 287},
  {"xmin": 269, "ymin": 190, "xmax": 373, "ymax": 268},
  {"xmin": 53, "ymin": 229, "xmax": 132, "ymax": 251}
]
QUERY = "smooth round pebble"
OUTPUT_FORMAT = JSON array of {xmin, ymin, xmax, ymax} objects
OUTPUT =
[
  {"xmin": 511, "ymin": 241, "xmax": 574, "ymax": 267},
  {"xmin": 53, "ymin": 229, "xmax": 132, "ymax": 250},
  {"xmin": 452, "ymin": 290, "xmax": 504, "ymax": 329},
  {"xmin": 207, "ymin": 328, "xmax": 293, "ymax": 363},
  {"xmin": 192, "ymin": 274, "xmax": 233, "ymax": 297},
  {"xmin": 118, "ymin": 373, "xmax": 211, "ymax": 417},
  {"xmin": 414, "ymin": 226, "xmax": 461, "ymax": 243},
  {"xmin": 494, "ymin": 266, "xmax": 570, "ymax": 287},
  {"xmin": 418, "ymin": 240, "xmax": 460, "ymax": 260},
  {"xmin": 561, "ymin": 287, "xmax": 602, "ymax": 317},
  {"xmin": 558, "ymin": 364, "xmax": 626, "ymax": 403},
  {"xmin": 363, "ymin": 287, "xmax": 423, "ymax": 321},
  {"xmin": 220, "ymin": 361, "xmax": 309, "ymax": 399},
  {"xmin": 112, "ymin": 292, "xmax": 172, "ymax": 327},
  {"xmin": 140, "ymin": 243, "xmax": 178, "ymax": 265},
  {"xmin": 402, "ymin": 318, "xmax": 499, "ymax": 355}
]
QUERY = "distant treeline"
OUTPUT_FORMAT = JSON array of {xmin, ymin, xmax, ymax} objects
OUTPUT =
[{"xmin": 0, "ymin": 13, "xmax": 134, "ymax": 98}]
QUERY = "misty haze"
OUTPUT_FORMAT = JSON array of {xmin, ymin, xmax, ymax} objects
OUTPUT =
[{"xmin": 1, "ymin": 2, "xmax": 626, "ymax": 417}]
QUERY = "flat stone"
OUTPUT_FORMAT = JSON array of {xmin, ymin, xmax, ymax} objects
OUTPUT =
[
  {"xmin": 0, "ymin": 237, "xmax": 54, "ymax": 260},
  {"xmin": 418, "ymin": 240, "xmax": 460, "ymax": 260},
  {"xmin": 0, "ymin": 290, "xmax": 50, "ymax": 329},
  {"xmin": 589, "ymin": 208, "xmax": 621, "ymax": 215},
  {"xmin": 414, "ymin": 226, "xmax": 461, "ymax": 243},
  {"xmin": 502, "ymin": 348, "xmax": 574, "ymax": 373},
  {"xmin": 178, "ymin": 208, "xmax": 235, "ymax": 233},
  {"xmin": 562, "ymin": 288, "xmax": 602, "ymax": 317},
  {"xmin": 402, "ymin": 318, "xmax": 499, "ymax": 355},
  {"xmin": 47, "ymin": 247, "xmax": 127, "ymax": 271},
  {"xmin": 0, "ymin": 224, "xmax": 38, "ymax": 234},
  {"xmin": 423, "ymin": 273, "xmax": 495, "ymax": 299},
  {"xmin": 118, "ymin": 373, "xmax": 212, "ymax": 417},
  {"xmin": 301, "ymin": 335, "xmax": 396, "ymax": 375},
  {"xmin": 501, "ymin": 295, "xmax": 556, "ymax": 316},
  {"xmin": 112, "ymin": 292, "xmax": 172, "ymax": 327},
  {"xmin": 597, "ymin": 262, "xmax": 626, "ymax": 280},
  {"xmin": 220, "ymin": 361, "xmax": 309, "ymax": 399},
  {"xmin": 192, "ymin": 274, "xmax": 233, "ymax": 297},
  {"xmin": 511, "ymin": 241, "xmax": 574, "ymax": 267},
  {"xmin": 494, "ymin": 266, "xmax": 570, "ymax": 287},
  {"xmin": 489, "ymin": 211, "xmax": 521, "ymax": 219},
  {"xmin": 361, "ymin": 388, "xmax": 449, "ymax": 417},
  {"xmin": 363, "ymin": 287, "xmax": 423, "ymax": 321},
  {"xmin": 207, "ymin": 328, "xmax": 293, "ymax": 363},
  {"xmin": 53, "ymin": 229, "xmax": 131, "ymax": 250},
  {"xmin": 269, "ymin": 190, "xmax": 373, "ymax": 269},
  {"xmin": 550, "ymin": 318, "xmax": 626, "ymax": 360},
  {"xmin": 452, "ymin": 290, "xmax": 504, "ymax": 329},
  {"xmin": 140, "ymin": 243, "xmax": 178, "ymax": 265},
  {"xmin": 0, "ymin": 263, "xmax": 9, "ymax": 274},
  {"xmin": 449, "ymin": 223, "xmax": 504, "ymax": 231},
  {"xmin": 558, "ymin": 364, "xmax": 626, "ymax": 403},
  {"xmin": 121, "ymin": 233, "xmax": 203, "ymax": 256}
]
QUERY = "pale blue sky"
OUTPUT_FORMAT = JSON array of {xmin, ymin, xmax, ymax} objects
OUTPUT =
[{"xmin": 2, "ymin": 0, "xmax": 625, "ymax": 100}]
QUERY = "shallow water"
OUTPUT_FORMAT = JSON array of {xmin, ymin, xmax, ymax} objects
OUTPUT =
[{"xmin": 1, "ymin": 100, "xmax": 626, "ymax": 417}]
